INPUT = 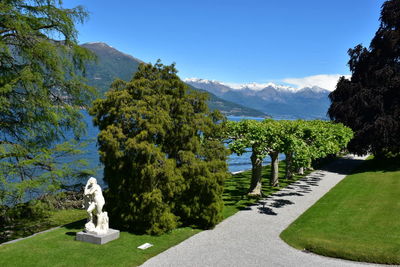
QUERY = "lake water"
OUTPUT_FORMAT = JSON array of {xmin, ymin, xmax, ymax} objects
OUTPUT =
[{"xmin": 79, "ymin": 113, "xmax": 284, "ymax": 187}]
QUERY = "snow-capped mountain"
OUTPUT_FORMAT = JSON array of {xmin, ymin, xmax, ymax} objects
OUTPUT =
[
  {"xmin": 184, "ymin": 78, "xmax": 331, "ymax": 119},
  {"xmin": 184, "ymin": 78, "xmax": 233, "ymax": 96},
  {"xmin": 184, "ymin": 78, "xmax": 296, "ymax": 94}
]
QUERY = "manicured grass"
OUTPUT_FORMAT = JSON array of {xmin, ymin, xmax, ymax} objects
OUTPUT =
[
  {"xmin": 47, "ymin": 209, "xmax": 87, "ymax": 226},
  {"xmin": 0, "ymin": 219, "xmax": 200, "ymax": 267},
  {"xmin": 0, "ymin": 160, "xmax": 306, "ymax": 267},
  {"xmin": 1, "ymin": 209, "xmax": 87, "ymax": 243},
  {"xmin": 280, "ymin": 156, "xmax": 400, "ymax": 264}
]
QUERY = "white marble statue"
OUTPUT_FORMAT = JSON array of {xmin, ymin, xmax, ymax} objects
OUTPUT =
[{"xmin": 83, "ymin": 177, "xmax": 109, "ymax": 235}]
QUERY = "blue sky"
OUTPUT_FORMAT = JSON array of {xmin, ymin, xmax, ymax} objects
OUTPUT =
[{"xmin": 65, "ymin": 0, "xmax": 386, "ymax": 90}]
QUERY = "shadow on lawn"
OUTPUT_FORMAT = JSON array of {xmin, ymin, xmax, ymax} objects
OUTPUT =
[
  {"xmin": 63, "ymin": 219, "xmax": 85, "ymax": 229},
  {"xmin": 65, "ymin": 232, "xmax": 76, "ymax": 236},
  {"xmin": 63, "ymin": 219, "xmax": 85, "ymax": 237},
  {"xmin": 354, "ymin": 156, "xmax": 400, "ymax": 173},
  {"xmin": 319, "ymin": 156, "xmax": 367, "ymax": 175}
]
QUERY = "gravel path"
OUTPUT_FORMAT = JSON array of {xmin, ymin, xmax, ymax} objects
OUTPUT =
[{"xmin": 141, "ymin": 155, "xmax": 385, "ymax": 267}]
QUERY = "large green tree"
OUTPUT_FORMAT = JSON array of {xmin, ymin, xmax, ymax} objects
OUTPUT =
[
  {"xmin": 328, "ymin": 0, "xmax": 400, "ymax": 157},
  {"xmin": 0, "ymin": 0, "xmax": 96, "ymax": 205},
  {"xmin": 225, "ymin": 119, "xmax": 284, "ymax": 196},
  {"xmin": 225, "ymin": 120, "xmax": 267, "ymax": 196},
  {"xmin": 278, "ymin": 120, "xmax": 308, "ymax": 179},
  {"xmin": 90, "ymin": 61, "xmax": 229, "ymax": 235}
]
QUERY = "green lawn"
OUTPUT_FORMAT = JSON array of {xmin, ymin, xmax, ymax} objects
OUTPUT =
[
  {"xmin": 0, "ymin": 219, "xmax": 200, "ymax": 267},
  {"xmin": 280, "ymin": 156, "xmax": 400, "ymax": 264},
  {"xmin": 0, "ymin": 209, "xmax": 87, "ymax": 243},
  {"xmin": 0, "ymin": 160, "xmax": 305, "ymax": 267}
]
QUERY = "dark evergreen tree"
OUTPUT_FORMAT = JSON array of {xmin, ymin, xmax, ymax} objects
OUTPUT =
[
  {"xmin": 90, "ymin": 61, "xmax": 229, "ymax": 235},
  {"xmin": 328, "ymin": 0, "xmax": 400, "ymax": 157}
]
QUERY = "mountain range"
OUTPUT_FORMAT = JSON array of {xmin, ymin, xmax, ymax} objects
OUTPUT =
[
  {"xmin": 81, "ymin": 42, "xmax": 267, "ymax": 117},
  {"xmin": 185, "ymin": 78, "xmax": 332, "ymax": 120},
  {"xmin": 81, "ymin": 42, "xmax": 332, "ymax": 119}
]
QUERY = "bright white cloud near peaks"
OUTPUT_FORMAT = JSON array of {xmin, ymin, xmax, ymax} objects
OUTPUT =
[
  {"xmin": 184, "ymin": 74, "xmax": 351, "ymax": 92},
  {"xmin": 283, "ymin": 74, "xmax": 350, "ymax": 92}
]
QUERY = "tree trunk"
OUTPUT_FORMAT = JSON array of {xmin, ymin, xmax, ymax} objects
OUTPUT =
[
  {"xmin": 306, "ymin": 162, "xmax": 313, "ymax": 171},
  {"xmin": 284, "ymin": 152, "xmax": 293, "ymax": 180},
  {"xmin": 248, "ymin": 151, "xmax": 263, "ymax": 197},
  {"xmin": 270, "ymin": 151, "xmax": 279, "ymax": 187},
  {"xmin": 297, "ymin": 167, "xmax": 304, "ymax": 175}
]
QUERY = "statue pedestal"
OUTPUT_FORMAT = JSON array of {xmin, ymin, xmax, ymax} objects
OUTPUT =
[{"xmin": 76, "ymin": 228, "xmax": 120, "ymax": 245}]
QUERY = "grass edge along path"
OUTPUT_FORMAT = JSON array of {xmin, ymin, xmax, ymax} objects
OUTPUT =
[
  {"xmin": 280, "ymin": 156, "xmax": 400, "ymax": 265},
  {"xmin": 0, "ymin": 161, "xmax": 307, "ymax": 267}
]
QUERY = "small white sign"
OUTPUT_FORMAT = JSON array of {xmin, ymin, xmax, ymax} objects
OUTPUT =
[{"xmin": 138, "ymin": 243, "xmax": 153, "ymax": 250}]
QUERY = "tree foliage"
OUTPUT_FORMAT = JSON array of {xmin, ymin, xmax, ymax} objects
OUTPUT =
[
  {"xmin": 225, "ymin": 119, "xmax": 353, "ymax": 196},
  {"xmin": 0, "ymin": 0, "xmax": 97, "ymax": 205},
  {"xmin": 328, "ymin": 0, "xmax": 400, "ymax": 157},
  {"xmin": 90, "ymin": 61, "xmax": 229, "ymax": 235}
]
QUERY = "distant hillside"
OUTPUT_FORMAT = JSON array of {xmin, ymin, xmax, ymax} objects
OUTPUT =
[
  {"xmin": 81, "ymin": 42, "xmax": 267, "ymax": 117},
  {"xmin": 185, "ymin": 78, "xmax": 331, "ymax": 120},
  {"xmin": 81, "ymin": 42, "xmax": 142, "ymax": 94}
]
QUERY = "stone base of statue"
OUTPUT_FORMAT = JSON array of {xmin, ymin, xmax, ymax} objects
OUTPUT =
[{"xmin": 76, "ymin": 228, "xmax": 120, "ymax": 245}]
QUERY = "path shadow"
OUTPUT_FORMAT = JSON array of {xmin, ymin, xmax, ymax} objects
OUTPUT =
[
  {"xmin": 271, "ymin": 199, "xmax": 294, "ymax": 208},
  {"xmin": 256, "ymin": 156, "xmax": 367, "ymax": 216},
  {"xmin": 273, "ymin": 192, "xmax": 304, "ymax": 197},
  {"xmin": 257, "ymin": 197, "xmax": 295, "ymax": 214},
  {"xmin": 258, "ymin": 206, "xmax": 277, "ymax": 215}
]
